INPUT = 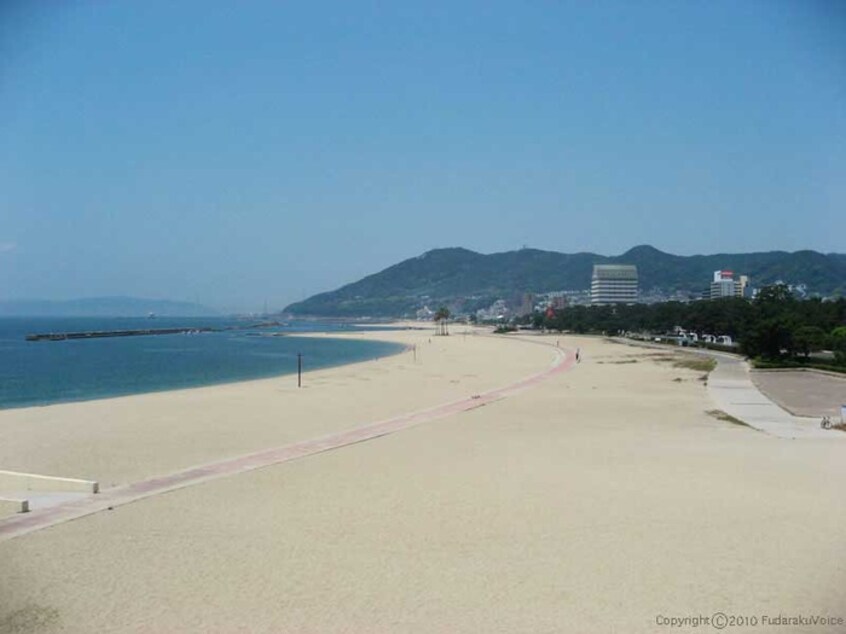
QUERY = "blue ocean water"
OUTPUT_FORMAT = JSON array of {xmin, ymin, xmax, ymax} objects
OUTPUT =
[{"xmin": 0, "ymin": 317, "xmax": 405, "ymax": 409}]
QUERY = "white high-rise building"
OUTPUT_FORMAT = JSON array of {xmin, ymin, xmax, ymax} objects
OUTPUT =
[
  {"xmin": 710, "ymin": 270, "xmax": 735, "ymax": 299},
  {"xmin": 710, "ymin": 270, "xmax": 750, "ymax": 300},
  {"xmin": 591, "ymin": 264, "xmax": 639, "ymax": 305}
]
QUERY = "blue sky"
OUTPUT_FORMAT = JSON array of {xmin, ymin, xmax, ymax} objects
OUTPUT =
[{"xmin": 1, "ymin": 1, "xmax": 844, "ymax": 312}]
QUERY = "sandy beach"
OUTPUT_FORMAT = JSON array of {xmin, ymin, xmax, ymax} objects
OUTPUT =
[
  {"xmin": 0, "ymin": 325, "xmax": 552, "ymax": 487},
  {"xmin": 1, "ymin": 327, "xmax": 844, "ymax": 633}
]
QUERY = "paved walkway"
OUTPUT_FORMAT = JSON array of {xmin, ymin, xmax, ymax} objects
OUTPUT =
[
  {"xmin": 706, "ymin": 351, "xmax": 842, "ymax": 439},
  {"xmin": 614, "ymin": 338, "xmax": 843, "ymax": 440},
  {"xmin": 0, "ymin": 344, "xmax": 574, "ymax": 543},
  {"xmin": 512, "ymin": 336, "xmax": 841, "ymax": 441}
]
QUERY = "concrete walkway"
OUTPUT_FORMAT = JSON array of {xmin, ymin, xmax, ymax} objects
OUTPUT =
[
  {"xmin": 614, "ymin": 338, "xmax": 843, "ymax": 440},
  {"xmin": 705, "ymin": 350, "xmax": 843, "ymax": 439}
]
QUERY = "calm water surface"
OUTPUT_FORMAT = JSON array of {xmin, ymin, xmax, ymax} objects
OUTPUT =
[{"xmin": 0, "ymin": 317, "xmax": 405, "ymax": 409}]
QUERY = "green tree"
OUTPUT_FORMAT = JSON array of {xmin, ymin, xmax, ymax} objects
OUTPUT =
[
  {"xmin": 531, "ymin": 312, "xmax": 545, "ymax": 330},
  {"xmin": 741, "ymin": 317, "xmax": 795, "ymax": 360},
  {"xmin": 794, "ymin": 326, "xmax": 826, "ymax": 358},
  {"xmin": 832, "ymin": 326, "xmax": 846, "ymax": 366}
]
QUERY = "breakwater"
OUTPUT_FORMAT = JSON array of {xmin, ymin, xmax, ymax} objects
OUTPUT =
[
  {"xmin": 24, "ymin": 321, "xmax": 286, "ymax": 342},
  {"xmin": 25, "ymin": 327, "xmax": 217, "ymax": 341}
]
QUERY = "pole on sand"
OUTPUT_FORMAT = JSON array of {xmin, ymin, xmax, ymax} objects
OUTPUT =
[{"xmin": 297, "ymin": 352, "xmax": 302, "ymax": 387}]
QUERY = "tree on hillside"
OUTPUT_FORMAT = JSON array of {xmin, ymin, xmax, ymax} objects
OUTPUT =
[{"xmin": 434, "ymin": 306, "xmax": 450, "ymax": 336}]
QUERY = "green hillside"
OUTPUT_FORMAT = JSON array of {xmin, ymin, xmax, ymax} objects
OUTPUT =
[{"xmin": 284, "ymin": 245, "xmax": 846, "ymax": 317}]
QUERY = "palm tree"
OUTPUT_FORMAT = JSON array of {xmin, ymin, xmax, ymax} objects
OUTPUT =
[{"xmin": 434, "ymin": 306, "xmax": 450, "ymax": 336}]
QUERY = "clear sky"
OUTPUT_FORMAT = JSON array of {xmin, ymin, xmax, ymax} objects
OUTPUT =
[{"xmin": 1, "ymin": 1, "xmax": 844, "ymax": 312}]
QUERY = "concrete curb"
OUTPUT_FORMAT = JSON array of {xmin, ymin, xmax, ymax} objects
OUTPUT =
[
  {"xmin": 0, "ymin": 470, "xmax": 99, "ymax": 494},
  {"xmin": 751, "ymin": 367, "xmax": 846, "ymax": 380},
  {"xmin": 0, "ymin": 497, "xmax": 29, "ymax": 517}
]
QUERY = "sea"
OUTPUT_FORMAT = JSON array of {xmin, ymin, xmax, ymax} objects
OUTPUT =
[{"xmin": 0, "ymin": 317, "xmax": 405, "ymax": 410}]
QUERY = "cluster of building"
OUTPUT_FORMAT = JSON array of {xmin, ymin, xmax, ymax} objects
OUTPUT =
[
  {"xmin": 589, "ymin": 265, "xmax": 756, "ymax": 304},
  {"xmin": 416, "ymin": 264, "xmax": 771, "ymax": 322},
  {"xmin": 415, "ymin": 305, "xmax": 436, "ymax": 320},
  {"xmin": 474, "ymin": 299, "xmax": 512, "ymax": 321},
  {"xmin": 474, "ymin": 292, "xmax": 577, "ymax": 321}
]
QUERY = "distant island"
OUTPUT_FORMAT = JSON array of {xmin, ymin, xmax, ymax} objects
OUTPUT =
[
  {"xmin": 284, "ymin": 245, "xmax": 846, "ymax": 318},
  {"xmin": 0, "ymin": 296, "xmax": 219, "ymax": 318}
]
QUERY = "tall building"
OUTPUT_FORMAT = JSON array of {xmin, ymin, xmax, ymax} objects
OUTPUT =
[
  {"xmin": 710, "ymin": 270, "xmax": 750, "ymax": 300},
  {"xmin": 591, "ymin": 264, "xmax": 639, "ymax": 305},
  {"xmin": 710, "ymin": 270, "xmax": 736, "ymax": 299}
]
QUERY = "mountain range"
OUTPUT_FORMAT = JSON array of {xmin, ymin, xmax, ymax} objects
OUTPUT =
[{"xmin": 284, "ymin": 245, "xmax": 846, "ymax": 317}]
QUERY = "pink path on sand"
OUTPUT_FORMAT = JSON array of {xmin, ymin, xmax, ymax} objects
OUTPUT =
[{"xmin": 0, "ymin": 342, "xmax": 574, "ymax": 542}]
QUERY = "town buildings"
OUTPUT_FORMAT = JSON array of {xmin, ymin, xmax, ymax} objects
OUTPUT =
[
  {"xmin": 415, "ymin": 305, "xmax": 435, "ymax": 320},
  {"xmin": 517, "ymin": 293, "xmax": 535, "ymax": 317},
  {"xmin": 475, "ymin": 299, "xmax": 510, "ymax": 321}
]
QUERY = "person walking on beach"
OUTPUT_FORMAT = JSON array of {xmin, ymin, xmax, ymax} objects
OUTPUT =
[{"xmin": 576, "ymin": 348, "xmax": 580, "ymax": 363}]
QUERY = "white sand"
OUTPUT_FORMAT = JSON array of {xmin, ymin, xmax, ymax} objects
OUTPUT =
[{"xmin": 1, "ymin": 332, "xmax": 844, "ymax": 633}]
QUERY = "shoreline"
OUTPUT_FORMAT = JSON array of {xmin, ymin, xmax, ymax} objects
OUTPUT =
[
  {"xmin": 0, "ymin": 324, "xmax": 555, "ymax": 487},
  {"xmin": 0, "ymin": 328, "xmax": 413, "ymax": 413}
]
